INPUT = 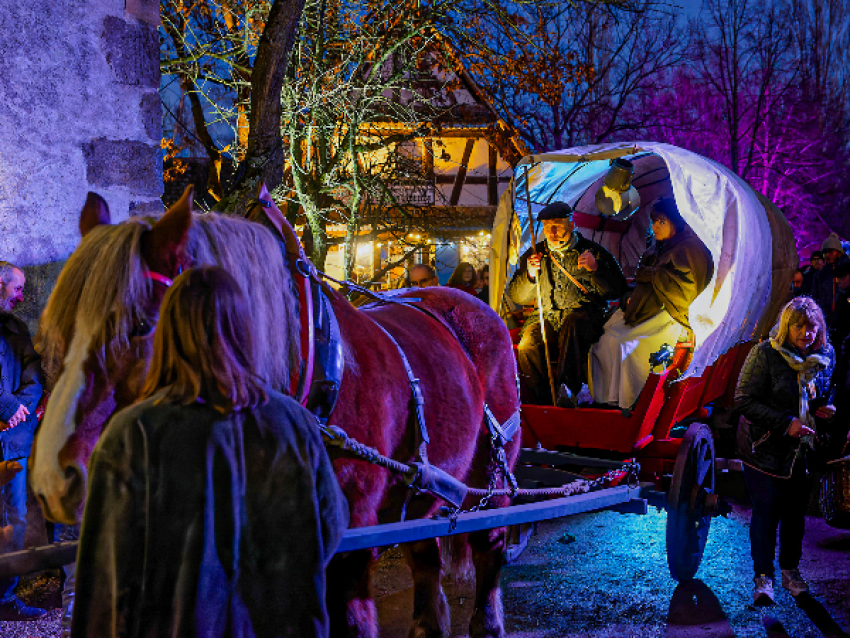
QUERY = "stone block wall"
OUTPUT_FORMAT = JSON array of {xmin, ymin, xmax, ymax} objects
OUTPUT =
[{"xmin": 0, "ymin": 0, "xmax": 162, "ymax": 333}]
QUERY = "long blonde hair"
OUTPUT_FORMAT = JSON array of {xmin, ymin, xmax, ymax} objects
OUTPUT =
[
  {"xmin": 141, "ymin": 267, "xmax": 268, "ymax": 411},
  {"xmin": 770, "ymin": 296, "xmax": 829, "ymax": 351}
]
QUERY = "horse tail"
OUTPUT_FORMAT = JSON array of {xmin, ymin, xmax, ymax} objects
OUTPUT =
[{"xmin": 439, "ymin": 533, "xmax": 474, "ymax": 582}]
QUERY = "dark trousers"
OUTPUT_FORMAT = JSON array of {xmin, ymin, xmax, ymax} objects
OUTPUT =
[
  {"xmin": 517, "ymin": 309, "xmax": 604, "ymax": 404},
  {"xmin": 0, "ymin": 458, "xmax": 28, "ymax": 598},
  {"xmin": 743, "ymin": 463, "xmax": 813, "ymax": 579},
  {"xmin": 517, "ymin": 320, "xmax": 559, "ymax": 404}
]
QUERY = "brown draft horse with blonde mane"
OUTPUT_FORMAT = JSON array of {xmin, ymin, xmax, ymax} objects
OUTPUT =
[{"xmin": 30, "ymin": 186, "xmax": 520, "ymax": 638}]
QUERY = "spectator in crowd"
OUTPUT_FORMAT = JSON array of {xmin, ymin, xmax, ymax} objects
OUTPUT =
[
  {"xmin": 789, "ymin": 269, "xmax": 806, "ymax": 300},
  {"xmin": 409, "ymin": 263, "xmax": 439, "ymax": 288},
  {"xmin": 830, "ymin": 262, "xmax": 850, "ymax": 341},
  {"xmin": 809, "ymin": 251, "xmax": 825, "ymax": 271},
  {"xmin": 71, "ymin": 266, "xmax": 348, "ymax": 638},
  {"xmin": 811, "ymin": 233, "xmax": 849, "ymax": 323},
  {"xmin": 0, "ymin": 261, "xmax": 45, "ymax": 621},
  {"xmin": 477, "ymin": 265, "xmax": 490, "ymax": 304},
  {"xmin": 589, "ymin": 197, "xmax": 713, "ymax": 409},
  {"xmin": 508, "ymin": 201, "xmax": 626, "ymax": 406},
  {"xmin": 448, "ymin": 261, "xmax": 478, "ymax": 295},
  {"xmin": 828, "ymin": 262, "xmax": 850, "ymax": 398},
  {"xmin": 801, "ymin": 250, "xmax": 823, "ymax": 296},
  {"xmin": 735, "ymin": 297, "xmax": 847, "ymax": 606}
]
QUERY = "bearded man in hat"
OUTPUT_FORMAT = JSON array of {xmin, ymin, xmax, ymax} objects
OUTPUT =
[{"xmin": 508, "ymin": 202, "xmax": 627, "ymax": 406}]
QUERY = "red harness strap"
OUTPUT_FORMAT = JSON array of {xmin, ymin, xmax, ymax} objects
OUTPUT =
[
  {"xmin": 144, "ymin": 271, "xmax": 174, "ymax": 287},
  {"xmin": 249, "ymin": 188, "xmax": 315, "ymax": 405}
]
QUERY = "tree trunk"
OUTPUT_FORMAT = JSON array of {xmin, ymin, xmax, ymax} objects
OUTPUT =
[
  {"xmin": 215, "ymin": 0, "xmax": 308, "ymax": 215},
  {"xmin": 310, "ymin": 216, "xmax": 329, "ymax": 270}
]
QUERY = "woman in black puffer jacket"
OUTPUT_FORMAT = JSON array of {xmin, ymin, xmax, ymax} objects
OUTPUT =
[{"xmin": 735, "ymin": 296, "xmax": 840, "ymax": 606}]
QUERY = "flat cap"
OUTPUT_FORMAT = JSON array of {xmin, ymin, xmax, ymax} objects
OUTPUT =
[{"xmin": 536, "ymin": 201, "xmax": 573, "ymax": 221}]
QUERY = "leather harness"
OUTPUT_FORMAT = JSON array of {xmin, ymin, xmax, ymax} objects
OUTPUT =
[
  {"xmin": 145, "ymin": 197, "xmax": 519, "ymax": 511},
  {"xmin": 244, "ymin": 194, "xmax": 520, "ymax": 509},
  {"xmin": 347, "ymin": 282, "xmax": 521, "ymax": 504}
]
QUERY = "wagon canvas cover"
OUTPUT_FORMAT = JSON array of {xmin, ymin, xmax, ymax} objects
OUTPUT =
[{"xmin": 491, "ymin": 142, "xmax": 787, "ymax": 379}]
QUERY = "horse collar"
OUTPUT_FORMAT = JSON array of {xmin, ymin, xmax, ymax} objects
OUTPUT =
[{"xmin": 144, "ymin": 271, "xmax": 174, "ymax": 287}]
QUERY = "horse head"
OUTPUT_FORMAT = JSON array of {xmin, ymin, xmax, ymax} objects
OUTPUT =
[{"xmin": 31, "ymin": 187, "xmax": 194, "ymax": 524}]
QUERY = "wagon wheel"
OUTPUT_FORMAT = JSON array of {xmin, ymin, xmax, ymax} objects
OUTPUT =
[{"xmin": 666, "ymin": 422, "xmax": 715, "ymax": 581}]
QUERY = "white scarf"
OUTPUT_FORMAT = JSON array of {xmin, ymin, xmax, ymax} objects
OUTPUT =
[{"xmin": 769, "ymin": 337, "xmax": 830, "ymax": 446}]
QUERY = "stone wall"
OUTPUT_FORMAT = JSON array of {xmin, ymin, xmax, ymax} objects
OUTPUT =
[{"xmin": 0, "ymin": 0, "xmax": 161, "ymax": 333}]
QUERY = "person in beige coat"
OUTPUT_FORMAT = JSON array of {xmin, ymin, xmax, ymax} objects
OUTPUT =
[{"xmin": 590, "ymin": 197, "xmax": 713, "ymax": 408}]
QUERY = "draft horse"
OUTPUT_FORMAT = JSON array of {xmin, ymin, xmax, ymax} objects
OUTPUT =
[{"xmin": 30, "ymin": 186, "xmax": 521, "ymax": 638}]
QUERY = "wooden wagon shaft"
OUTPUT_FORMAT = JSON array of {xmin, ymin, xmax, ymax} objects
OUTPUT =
[
  {"xmin": 338, "ymin": 485, "xmax": 644, "ymax": 553},
  {"xmin": 0, "ymin": 486, "xmax": 644, "ymax": 580},
  {"xmin": 0, "ymin": 541, "xmax": 79, "ymax": 582}
]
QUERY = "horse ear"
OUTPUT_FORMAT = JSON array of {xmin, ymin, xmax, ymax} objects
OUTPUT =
[
  {"xmin": 143, "ymin": 186, "xmax": 193, "ymax": 274},
  {"xmin": 255, "ymin": 183, "xmax": 310, "ymax": 263},
  {"xmin": 255, "ymin": 182, "xmax": 285, "ymax": 236},
  {"xmin": 79, "ymin": 192, "xmax": 111, "ymax": 237},
  {"xmin": 257, "ymin": 182, "xmax": 271, "ymax": 205}
]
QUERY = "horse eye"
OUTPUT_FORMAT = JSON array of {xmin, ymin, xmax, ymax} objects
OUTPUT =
[{"xmin": 130, "ymin": 318, "xmax": 153, "ymax": 338}]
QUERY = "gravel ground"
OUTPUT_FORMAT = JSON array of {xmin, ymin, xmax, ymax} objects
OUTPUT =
[
  {"xmin": 0, "ymin": 570, "xmax": 63, "ymax": 638},
  {"xmin": 375, "ymin": 504, "xmax": 850, "ymax": 637},
  {"xmin": 3, "ymin": 503, "xmax": 848, "ymax": 637}
]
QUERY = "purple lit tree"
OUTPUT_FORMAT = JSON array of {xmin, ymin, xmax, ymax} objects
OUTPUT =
[{"xmin": 639, "ymin": 0, "xmax": 850, "ymax": 251}]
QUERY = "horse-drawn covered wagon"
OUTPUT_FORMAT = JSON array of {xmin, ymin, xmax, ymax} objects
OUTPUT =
[
  {"xmin": 489, "ymin": 141, "xmax": 798, "ymax": 579},
  {"xmin": 4, "ymin": 141, "xmax": 796, "ymax": 637}
]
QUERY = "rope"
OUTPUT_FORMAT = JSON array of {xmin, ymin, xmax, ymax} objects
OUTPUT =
[
  {"xmin": 321, "ymin": 425, "xmax": 413, "ymax": 476},
  {"xmin": 323, "ymin": 423, "xmax": 639, "ymax": 504},
  {"xmin": 465, "ymin": 461, "xmax": 639, "ymax": 501}
]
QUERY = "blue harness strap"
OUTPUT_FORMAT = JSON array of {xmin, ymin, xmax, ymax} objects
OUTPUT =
[
  {"xmin": 483, "ymin": 404, "xmax": 520, "ymax": 448},
  {"xmin": 371, "ymin": 321, "xmax": 430, "ymax": 459},
  {"xmin": 319, "ymin": 270, "xmax": 520, "ymax": 505}
]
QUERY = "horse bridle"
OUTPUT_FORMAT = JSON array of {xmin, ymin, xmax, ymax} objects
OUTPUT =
[
  {"xmin": 245, "ymin": 196, "xmax": 317, "ymax": 405},
  {"xmin": 144, "ymin": 271, "xmax": 174, "ymax": 287}
]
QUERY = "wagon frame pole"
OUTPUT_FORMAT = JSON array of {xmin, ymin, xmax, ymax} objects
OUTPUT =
[{"xmin": 524, "ymin": 165, "xmax": 557, "ymax": 406}]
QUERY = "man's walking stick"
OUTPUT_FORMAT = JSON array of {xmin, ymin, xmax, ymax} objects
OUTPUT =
[{"xmin": 524, "ymin": 166, "xmax": 557, "ymax": 405}]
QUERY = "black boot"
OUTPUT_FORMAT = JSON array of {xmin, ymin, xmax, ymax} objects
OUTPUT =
[{"xmin": 556, "ymin": 384, "xmax": 577, "ymax": 408}]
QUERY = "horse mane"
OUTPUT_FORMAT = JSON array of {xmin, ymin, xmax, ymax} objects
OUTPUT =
[
  {"xmin": 36, "ymin": 221, "xmax": 150, "ymax": 390},
  {"xmin": 36, "ymin": 213, "xmax": 299, "ymax": 393},
  {"xmin": 185, "ymin": 213, "xmax": 299, "ymax": 392}
]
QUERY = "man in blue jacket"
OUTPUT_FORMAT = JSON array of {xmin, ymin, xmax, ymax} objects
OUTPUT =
[{"xmin": 0, "ymin": 261, "xmax": 45, "ymax": 620}]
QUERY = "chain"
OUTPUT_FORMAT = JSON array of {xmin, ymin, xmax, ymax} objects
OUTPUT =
[
  {"xmin": 447, "ymin": 482, "xmax": 493, "ymax": 533},
  {"xmin": 584, "ymin": 461, "xmax": 641, "ymax": 491},
  {"xmin": 446, "ymin": 460, "xmax": 500, "ymax": 532},
  {"xmin": 325, "ymin": 417, "xmax": 641, "ymax": 532}
]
